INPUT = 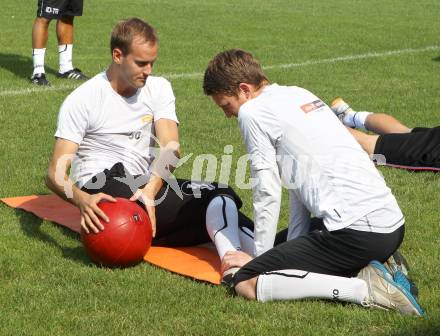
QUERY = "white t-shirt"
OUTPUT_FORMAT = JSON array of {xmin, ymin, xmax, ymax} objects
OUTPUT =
[
  {"xmin": 55, "ymin": 72, "xmax": 179, "ymax": 188},
  {"xmin": 238, "ymin": 84, "xmax": 403, "ymax": 256}
]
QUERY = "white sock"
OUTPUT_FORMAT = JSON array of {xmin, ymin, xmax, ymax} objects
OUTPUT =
[
  {"xmin": 206, "ymin": 196, "xmax": 241, "ymax": 260},
  {"xmin": 256, "ymin": 269, "xmax": 369, "ymax": 305},
  {"xmin": 58, "ymin": 44, "xmax": 73, "ymax": 74},
  {"xmin": 343, "ymin": 111, "xmax": 372, "ymax": 130},
  {"xmin": 32, "ymin": 48, "xmax": 46, "ymax": 75}
]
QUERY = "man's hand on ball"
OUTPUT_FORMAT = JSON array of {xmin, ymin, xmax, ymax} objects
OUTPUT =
[
  {"xmin": 77, "ymin": 192, "xmax": 117, "ymax": 234},
  {"xmin": 130, "ymin": 186, "xmax": 157, "ymax": 237}
]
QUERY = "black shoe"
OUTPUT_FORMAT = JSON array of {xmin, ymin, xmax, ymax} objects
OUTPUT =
[
  {"xmin": 30, "ymin": 73, "xmax": 50, "ymax": 86},
  {"xmin": 58, "ymin": 68, "xmax": 89, "ymax": 80}
]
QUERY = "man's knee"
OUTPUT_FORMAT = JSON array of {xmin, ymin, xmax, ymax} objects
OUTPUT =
[
  {"xmin": 59, "ymin": 16, "xmax": 74, "ymax": 25},
  {"xmin": 34, "ymin": 17, "xmax": 51, "ymax": 26},
  {"xmin": 234, "ymin": 277, "xmax": 258, "ymax": 300}
]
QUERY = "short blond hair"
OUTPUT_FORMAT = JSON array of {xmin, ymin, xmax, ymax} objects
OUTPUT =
[{"xmin": 110, "ymin": 18, "xmax": 158, "ymax": 55}]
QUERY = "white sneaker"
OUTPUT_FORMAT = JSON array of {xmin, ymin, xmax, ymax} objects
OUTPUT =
[
  {"xmin": 385, "ymin": 250, "xmax": 409, "ymax": 276},
  {"xmin": 330, "ymin": 98, "xmax": 354, "ymax": 123},
  {"xmin": 357, "ymin": 260, "xmax": 425, "ymax": 316},
  {"xmin": 384, "ymin": 251, "xmax": 418, "ymax": 298}
]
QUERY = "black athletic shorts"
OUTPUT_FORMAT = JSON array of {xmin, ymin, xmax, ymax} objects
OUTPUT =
[
  {"xmin": 37, "ymin": 0, "xmax": 83, "ymax": 19},
  {"xmin": 374, "ymin": 126, "xmax": 440, "ymax": 168},
  {"xmin": 81, "ymin": 162, "xmax": 254, "ymax": 247},
  {"xmin": 234, "ymin": 225, "xmax": 404, "ymax": 285}
]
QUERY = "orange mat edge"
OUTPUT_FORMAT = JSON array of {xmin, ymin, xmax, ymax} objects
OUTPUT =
[{"xmin": 2, "ymin": 194, "xmax": 221, "ymax": 285}]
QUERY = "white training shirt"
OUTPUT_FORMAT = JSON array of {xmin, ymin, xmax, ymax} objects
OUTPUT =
[
  {"xmin": 55, "ymin": 72, "xmax": 179, "ymax": 188},
  {"xmin": 238, "ymin": 84, "xmax": 403, "ymax": 256}
]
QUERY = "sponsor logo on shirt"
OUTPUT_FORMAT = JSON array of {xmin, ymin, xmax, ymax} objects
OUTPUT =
[
  {"xmin": 300, "ymin": 99, "xmax": 325, "ymax": 113},
  {"xmin": 142, "ymin": 115, "xmax": 153, "ymax": 123}
]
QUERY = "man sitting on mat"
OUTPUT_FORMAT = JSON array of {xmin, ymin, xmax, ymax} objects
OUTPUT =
[
  {"xmin": 45, "ymin": 18, "xmax": 256, "ymax": 277},
  {"xmin": 331, "ymin": 98, "xmax": 440, "ymax": 170}
]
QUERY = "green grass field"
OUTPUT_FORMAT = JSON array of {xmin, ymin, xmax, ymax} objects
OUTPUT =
[{"xmin": 1, "ymin": 0, "xmax": 440, "ymax": 335}]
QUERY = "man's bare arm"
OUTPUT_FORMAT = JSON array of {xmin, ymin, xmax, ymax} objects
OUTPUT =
[
  {"xmin": 45, "ymin": 138, "xmax": 116, "ymax": 233},
  {"xmin": 130, "ymin": 119, "xmax": 180, "ymax": 237}
]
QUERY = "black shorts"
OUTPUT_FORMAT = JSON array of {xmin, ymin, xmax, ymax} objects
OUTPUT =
[
  {"xmin": 374, "ymin": 126, "xmax": 440, "ymax": 168},
  {"xmin": 234, "ymin": 225, "xmax": 404, "ymax": 285},
  {"xmin": 81, "ymin": 162, "xmax": 254, "ymax": 247},
  {"xmin": 37, "ymin": 0, "xmax": 83, "ymax": 19}
]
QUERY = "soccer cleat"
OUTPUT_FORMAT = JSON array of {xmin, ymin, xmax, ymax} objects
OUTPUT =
[
  {"xmin": 330, "ymin": 98, "xmax": 354, "ymax": 123},
  {"xmin": 357, "ymin": 260, "xmax": 425, "ymax": 316},
  {"xmin": 30, "ymin": 73, "xmax": 50, "ymax": 86},
  {"xmin": 384, "ymin": 251, "xmax": 419, "ymax": 298},
  {"xmin": 221, "ymin": 266, "xmax": 240, "ymax": 288},
  {"xmin": 57, "ymin": 68, "xmax": 89, "ymax": 80}
]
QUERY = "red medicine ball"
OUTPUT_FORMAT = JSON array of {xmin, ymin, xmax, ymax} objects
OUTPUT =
[{"xmin": 81, "ymin": 198, "xmax": 152, "ymax": 267}]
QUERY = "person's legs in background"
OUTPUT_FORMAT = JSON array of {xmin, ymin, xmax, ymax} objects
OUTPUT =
[{"xmin": 31, "ymin": 16, "xmax": 52, "ymax": 85}]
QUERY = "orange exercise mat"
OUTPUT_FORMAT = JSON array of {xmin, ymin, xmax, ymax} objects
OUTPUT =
[{"xmin": 1, "ymin": 194, "xmax": 221, "ymax": 285}]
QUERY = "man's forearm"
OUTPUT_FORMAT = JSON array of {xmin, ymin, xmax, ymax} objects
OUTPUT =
[
  {"xmin": 252, "ymin": 167, "xmax": 282, "ymax": 256},
  {"xmin": 150, "ymin": 141, "xmax": 180, "ymax": 185},
  {"xmin": 287, "ymin": 194, "xmax": 311, "ymax": 241},
  {"xmin": 45, "ymin": 170, "xmax": 84, "ymax": 207},
  {"xmin": 145, "ymin": 172, "xmax": 164, "ymax": 197}
]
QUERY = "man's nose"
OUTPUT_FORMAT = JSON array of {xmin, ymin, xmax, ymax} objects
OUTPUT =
[{"xmin": 143, "ymin": 64, "xmax": 152, "ymax": 76}]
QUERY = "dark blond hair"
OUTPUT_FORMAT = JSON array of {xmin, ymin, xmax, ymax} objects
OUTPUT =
[
  {"xmin": 110, "ymin": 18, "xmax": 158, "ymax": 55},
  {"xmin": 203, "ymin": 49, "xmax": 268, "ymax": 96}
]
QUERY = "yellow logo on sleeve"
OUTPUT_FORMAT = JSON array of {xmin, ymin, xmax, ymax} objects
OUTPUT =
[{"xmin": 142, "ymin": 115, "xmax": 153, "ymax": 123}]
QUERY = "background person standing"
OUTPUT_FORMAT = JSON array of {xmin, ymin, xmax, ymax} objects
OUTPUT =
[{"xmin": 31, "ymin": 0, "xmax": 88, "ymax": 85}]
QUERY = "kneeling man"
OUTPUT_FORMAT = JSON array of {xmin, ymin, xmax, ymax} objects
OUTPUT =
[{"xmin": 203, "ymin": 49, "xmax": 424, "ymax": 316}]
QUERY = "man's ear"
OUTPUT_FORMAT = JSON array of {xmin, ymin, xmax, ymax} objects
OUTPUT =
[
  {"xmin": 112, "ymin": 48, "xmax": 124, "ymax": 64},
  {"xmin": 238, "ymin": 83, "xmax": 252, "ymax": 98}
]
